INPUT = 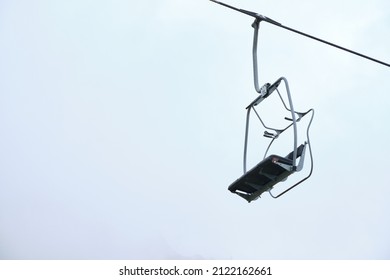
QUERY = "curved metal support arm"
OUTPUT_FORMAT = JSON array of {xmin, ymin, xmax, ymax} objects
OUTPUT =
[
  {"xmin": 280, "ymin": 77, "xmax": 298, "ymax": 167},
  {"xmin": 269, "ymin": 109, "xmax": 315, "ymax": 199},
  {"xmin": 252, "ymin": 19, "xmax": 262, "ymax": 93}
]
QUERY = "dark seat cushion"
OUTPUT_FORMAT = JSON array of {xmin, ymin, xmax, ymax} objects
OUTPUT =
[{"xmin": 228, "ymin": 144, "xmax": 305, "ymax": 202}]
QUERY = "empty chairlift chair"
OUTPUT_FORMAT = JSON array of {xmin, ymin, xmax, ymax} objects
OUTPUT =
[
  {"xmin": 211, "ymin": 0, "xmax": 390, "ymax": 202},
  {"xmin": 228, "ymin": 78, "xmax": 314, "ymax": 202},
  {"xmin": 226, "ymin": 18, "xmax": 314, "ymax": 202}
]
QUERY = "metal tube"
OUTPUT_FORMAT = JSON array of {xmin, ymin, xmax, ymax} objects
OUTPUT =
[
  {"xmin": 269, "ymin": 109, "xmax": 315, "ymax": 198},
  {"xmin": 252, "ymin": 19, "xmax": 261, "ymax": 93},
  {"xmin": 281, "ymin": 77, "xmax": 298, "ymax": 167},
  {"xmin": 243, "ymin": 107, "xmax": 251, "ymax": 173}
]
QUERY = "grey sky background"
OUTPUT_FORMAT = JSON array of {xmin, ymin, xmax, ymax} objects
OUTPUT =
[{"xmin": 1, "ymin": 0, "xmax": 389, "ymax": 259}]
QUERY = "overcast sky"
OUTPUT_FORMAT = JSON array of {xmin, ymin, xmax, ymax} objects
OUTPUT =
[{"xmin": 1, "ymin": 0, "xmax": 390, "ymax": 259}]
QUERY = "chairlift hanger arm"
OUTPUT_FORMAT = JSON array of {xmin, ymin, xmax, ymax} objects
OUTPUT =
[
  {"xmin": 252, "ymin": 19, "xmax": 261, "ymax": 93},
  {"xmin": 210, "ymin": 0, "xmax": 390, "ymax": 68}
]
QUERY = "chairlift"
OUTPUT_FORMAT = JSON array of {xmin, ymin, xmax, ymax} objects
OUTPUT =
[
  {"xmin": 212, "ymin": 1, "xmax": 315, "ymax": 201},
  {"xmin": 228, "ymin": 76, "xmax": 314, "ymax": 202},
  {"xmin": 211, "ymin": 0, "xmax": 389, "ymax": 202}
]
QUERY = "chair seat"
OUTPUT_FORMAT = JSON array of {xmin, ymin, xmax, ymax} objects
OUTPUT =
[{"xmin": 228, "ymin": 144, "xmax": 305, "ymax": 202}]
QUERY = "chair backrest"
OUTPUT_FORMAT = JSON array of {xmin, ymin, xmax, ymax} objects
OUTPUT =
[{"xmin": 285, "ymin": 144, "xmax": 305, "ymax": 160}]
